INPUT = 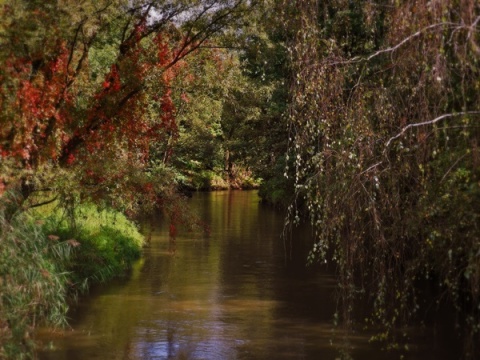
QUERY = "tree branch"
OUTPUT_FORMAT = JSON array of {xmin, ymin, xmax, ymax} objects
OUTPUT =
[
  {"xmin": 364, "ymin": 22, "xmax": 457, "ymax": 61},
  {"xmin": 324, "ymin": 21, "xmax": 469, "ymax": 67},
  {"xmin": 167, "ymin": 0, "xmax": 246, "ymax": 69},
  {"xmin": 385, "ymin": 111, "xmax": 480, "ymax": 149},
  {"xmin": 28, "ymin": 195, "xmax": 58, "ymax": 209}
]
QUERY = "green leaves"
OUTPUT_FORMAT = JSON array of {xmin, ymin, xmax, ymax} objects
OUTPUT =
[
  {"xmin": 0, "ymin": 202, "xmax": 69, "ymax": 358},
  {"xmin": 286, "ymin": 0, "xmax": 480, "ymax": 354}
]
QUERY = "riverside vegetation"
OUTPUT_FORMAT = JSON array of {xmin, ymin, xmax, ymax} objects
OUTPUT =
[
  {"xmin": 0, "ymin": 193, "xmax": 144, "ymax": 358},
  {"xmin": 1, "ymin": 0, "xmax": 479, "ymax": 358}
]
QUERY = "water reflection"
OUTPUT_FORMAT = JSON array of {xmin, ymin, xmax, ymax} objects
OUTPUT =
[{"xmin": 37, "ymin": 191, "xmax": 460, "ymax": 359}]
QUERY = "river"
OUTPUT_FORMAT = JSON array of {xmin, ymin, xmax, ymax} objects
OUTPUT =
[{"xmin": 37, "ymin": 190, "xmax": 461, "ymax": 359}]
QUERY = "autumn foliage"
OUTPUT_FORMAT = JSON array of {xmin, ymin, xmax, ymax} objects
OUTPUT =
[{"xmin": 0, "ymin": 0, "xmax": 242, "ymax": 216}]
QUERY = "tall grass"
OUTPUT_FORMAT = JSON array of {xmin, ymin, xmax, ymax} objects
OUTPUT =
[
  {"xmin": 1, "ymin": 195, "xmax": 145, "ymax": 358},
  {"xmin": 0, "ymin": 196, "xmax": 69, "ymax": 359}
]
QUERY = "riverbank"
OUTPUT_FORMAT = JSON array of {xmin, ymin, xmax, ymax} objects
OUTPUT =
[
  {"xmin": 176, "ymin": 166, "xmax": 260, "ymax": 193},
  {"xmin": 0, "ymin": 198, "xmax": 144, "ymax": 359},
  {"xmin": 1, "ymin": 183, "xmax": 269, "ymax": 359}
]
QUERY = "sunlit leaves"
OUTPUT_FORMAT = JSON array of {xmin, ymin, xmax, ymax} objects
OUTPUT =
[{"xmin": 0, "ymin": 0, "xmax": 254, "ymax": 217}]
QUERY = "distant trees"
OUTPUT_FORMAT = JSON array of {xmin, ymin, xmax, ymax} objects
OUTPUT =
[
  {"xmin": 233, "ymin": 0, "xmax": 292, "ymax": 204},
  {"xmin": 170, "ymin": 43, "xmax": 262, "ymax": 190},
  {"xmin": 286, "ymin": 0, "xmax": 480, "ymax": 354},
  {"xmin": 169, "ymin": 0, "xmax": 291, "ymax": 193}
]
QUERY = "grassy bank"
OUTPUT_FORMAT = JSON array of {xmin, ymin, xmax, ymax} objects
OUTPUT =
[
  {"xmin": 0, "ymin": 197, "xmax": 144, "ymax": 359},
  {"xmin": 40, "ymin": 204, "xmax": 144, "ymax": 287}
]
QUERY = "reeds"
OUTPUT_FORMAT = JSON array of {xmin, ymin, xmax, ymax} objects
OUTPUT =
[
  {"xmin": 1, "ymin": 195, "xmax": 145, "ymax": 358},
  {"xmin": 0, "ymin": 197, "xmax": 69, "ymax": 358}
]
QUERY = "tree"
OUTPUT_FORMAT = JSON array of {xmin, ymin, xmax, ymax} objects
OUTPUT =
[
  {"xmin": 286, "ymin": 0, "xmax": 480, "ymax": 355},
  {"xmin": 0, "ymin": 0, "xmax": 253, "ymax": 215},
  {"xmin": 166, "ymin": 0, "xmax": 290, "ymax": 192},
  {"xmin": 228, "ymin": 0, "xmax": 292, "ymax": 202}
]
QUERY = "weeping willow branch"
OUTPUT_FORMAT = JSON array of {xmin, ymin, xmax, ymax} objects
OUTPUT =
[
  {"xmin": 364, "ymin": 22, "xmax": 457, "ymax": 61},
  {"xmin": 321, "ymin": 21, "xmax": 478, "ymax": 66},
  {"xmin": 384, "ymin": 111, "xmax": 480, "ymax": 149}
]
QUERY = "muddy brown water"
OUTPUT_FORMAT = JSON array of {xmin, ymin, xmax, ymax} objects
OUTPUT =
[{"xmin": 37, "ymin": 190, "xmax": 461, "ymax": 359}]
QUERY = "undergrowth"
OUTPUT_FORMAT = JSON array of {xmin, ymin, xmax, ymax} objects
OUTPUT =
[
  {"xmin": 0, "ymin": 200, "xmax": 69, "ymax": 359},
  {"xmin": 40, "ymin": 204, "xmax": 144, "ymax": 287},
  {"xmin": 0, "ymin": 194, "xmax": 144, "ymax": 359}
]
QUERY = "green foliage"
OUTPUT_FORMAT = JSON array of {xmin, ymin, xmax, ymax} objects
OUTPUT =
[
  {"xmin": 257, "ymin": 155, "xmax": 293, "ymax": 207},
  {"xmin": 0, "ymin": 0, "xmax": 257, "ymax": 219},
  {"xmin": 0, "ymin": 193, "xmax": 69, "ymax": 359},
  {"xmin": 286, "ymin": 0, "xmax": 480, "ymax": 355},
  {"xmin": 0, "ymin": 190, "xmax": 144, "ymax": 358},
  {"xmin": 171, "ymin": 48, "xmax": 228, "ymax": 183},
  {"xmin": 233, "ymin": 2, "xmax": 291, "ymax": 203},
  {"xmin": 40, "ymin": 203, "xmax": 144, "ymax": 286},
  {"xmin": 418, "ymin": 160, "xmax": 480, "ymax": 309},
  {"xmin": 170, "ymin": 36, "xmax": 271, "ymax": 190}
]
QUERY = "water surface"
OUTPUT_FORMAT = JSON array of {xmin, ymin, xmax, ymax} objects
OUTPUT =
[{"xmin": 38, "ymin": 190, "xmax": 460, "ymax": 359}]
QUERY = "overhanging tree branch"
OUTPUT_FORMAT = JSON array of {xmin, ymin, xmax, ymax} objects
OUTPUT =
[
  {"xmin": 322, "ymin": 21, "xmax": 478, "ymax": 67},
  {"xmin": 28, "ymin": 195, "xmax": 58, "ymax": 209},
  {"xmin": 385, "ymin": 111, "xmax": 480, "ymax": 149}
]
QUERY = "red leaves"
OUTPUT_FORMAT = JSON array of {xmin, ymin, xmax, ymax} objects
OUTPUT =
[
  {"xmin": 180, "ymin": 93, "xmax": 190, "ymax": 103},
  {"xmin": 160, "ymin": 89, "xmax": 176, "ymax": 130},
  {"xmin": 144, "ymin": 182, "xmax": 153, "ymax": 192},
  {"xmin": 66, "ymin": 153, "xmax": 75, "ymax": 165},
  {"xmin": 156, "ymin": 34, "xmax": 172, "ymax": 68},
  {"xmin": 1, "ymin": 42, "xmax": 73, "ymax": 167},
  {"xmin": 169, "ymin": 223, "xmax": 177, "ymax": 237},
  {"xmin": 1, "ymin": 20, "xmax": 201, "ymax": 216},
  {"xmin": 101, "ymin": 64, "xmax": 122, "ymax": 92}
]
